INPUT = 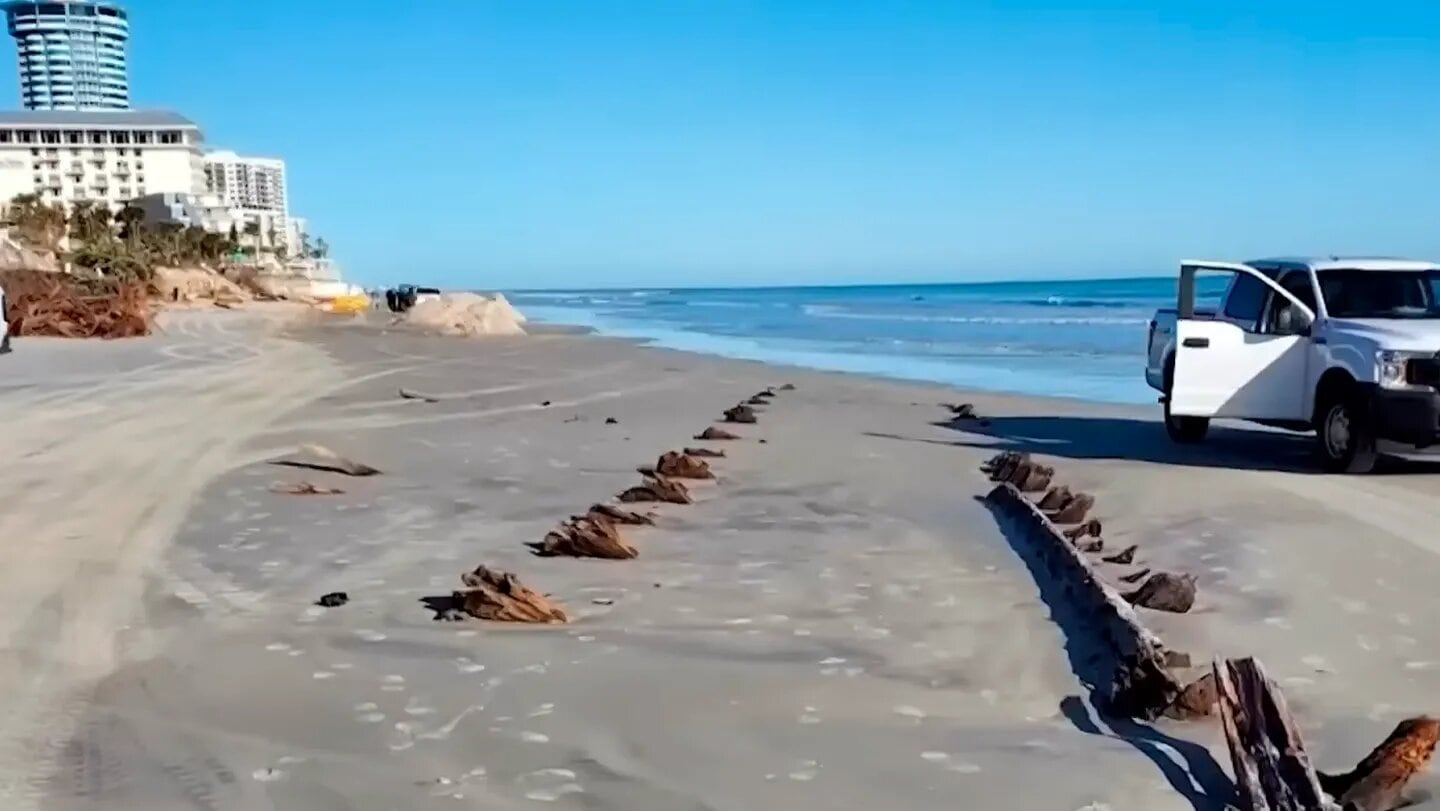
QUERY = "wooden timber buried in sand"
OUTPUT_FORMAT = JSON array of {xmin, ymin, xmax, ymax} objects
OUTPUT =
[
  {"xmin": 683, "ymin": 447, "xmax": 725, "ymax": 458},
  {"xmin": 529, "ymin": 515, "xmax": 638, "ymax": 560},
  {"xmin": 587, "ymin": 503, "xmax": 655, "ymax": 526},
  {"xmin": 984, "ymin": 482, "xmax": 1185, "ymax": 719},
  {"xmin": 1215, "ymin": 656, "xmax": 1439, "ymax": 811},
  {"xmin": 723, "ymin": 404, "xmax": 759, "ymax": 424},
  {"xmin": 617, "ymin": 475, "xmax": 693, "ymax": 505},
  {"xmin": 648, "ymin": 451, "xmax": 714, "ymax": 480},
  {"xmin": 269, "ymin": 444, "xmax": 381, "ymax": 477},
  {"xmin": 456, "ymin": 565, "xmax": 569, "ymax": 623}
]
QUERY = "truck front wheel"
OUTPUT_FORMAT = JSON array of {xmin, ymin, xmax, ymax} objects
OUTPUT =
[{"xmin": 1316, "ymin": 391, "xmax": 1378, "ymax": 474}]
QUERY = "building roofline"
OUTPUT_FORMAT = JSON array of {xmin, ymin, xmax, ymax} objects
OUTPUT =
[{"xmin": 0, "ymin": 109, "xmax": 196, "ymax": 128}]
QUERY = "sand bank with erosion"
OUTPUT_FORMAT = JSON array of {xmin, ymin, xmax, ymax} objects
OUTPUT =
[{"xmin": 1, "ymin": 309, "xmax": 1439, "ymax": 809}]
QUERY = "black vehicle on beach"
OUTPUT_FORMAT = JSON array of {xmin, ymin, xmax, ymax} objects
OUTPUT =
[{"xmin": 386, "ymin": 285, "xmax": 441, "ymax": 313}]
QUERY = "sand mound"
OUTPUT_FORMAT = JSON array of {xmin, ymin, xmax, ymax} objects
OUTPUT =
[
  {"xmin": 490, "ymin": 292, "xmax": 527, "ymax": 324},
  {"xmin": 154, "ymin": 266, "xmax": 249, "ymax": 304},
  {"xmin": 402, "ymin": 292, "xmax": 526, "ymax": 337}
]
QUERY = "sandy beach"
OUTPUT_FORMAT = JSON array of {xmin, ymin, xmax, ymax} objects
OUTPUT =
[{"xmin": 3, "ymin": 309, "xmax": 1440, "ymax": 810}]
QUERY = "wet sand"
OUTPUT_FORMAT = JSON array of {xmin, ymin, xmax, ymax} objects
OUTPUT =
[{"xmin": 4, "ymin": 311, "xmax": 1440, "ymax": 809}]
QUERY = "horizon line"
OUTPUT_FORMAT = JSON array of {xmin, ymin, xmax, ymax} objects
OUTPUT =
[{"xmin": 498, "ymin": 273, "xmax": 1176, "ymax": 294}]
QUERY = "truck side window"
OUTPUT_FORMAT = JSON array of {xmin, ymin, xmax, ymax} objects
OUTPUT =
[
  {"xmin": 1222, "ymin": 273, "xmax": 1267, "ymax": 331},
  {"xmin": 1278, "ymin": 272, "xmax": 1316, "ymax": 310},
  {"xmin": 1261, "ymin": 272, "xmax": 1317, "ymax": 334}
]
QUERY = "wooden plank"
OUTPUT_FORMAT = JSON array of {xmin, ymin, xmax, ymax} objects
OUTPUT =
[
  {"xmin": 985, "ymin": 482, "xmax": 1184, "ymax": 718},
  {"xmin": 1214, "ymin": 656, "xmax": 1336, "ymax": 810}
]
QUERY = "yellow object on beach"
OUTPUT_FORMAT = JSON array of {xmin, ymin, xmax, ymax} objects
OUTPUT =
[{"xmin": 328, "ymin": 294, "xmax": 370, "ymax": 314}]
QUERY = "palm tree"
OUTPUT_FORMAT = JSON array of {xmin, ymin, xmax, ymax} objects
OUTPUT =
[
  {"xmin": 199, "ymin": 231, "xmax": 228, "ymax": 263},
  {"xmin": 115, "ymin": 202, "xmax": 145, "ymax": 243},
  {"xmin": 242, "ymin": 221, "xmax": 262, "ymax": 261},
  {"xmin": 7, "ymin": 192, "xmax": 66, "ymax": 250},
  {"xmin": 312, "ymin": 236, "xmax": 329, "ymax": 259},
  {"xmin": 148, "ymin": 222, "xmax": 184, "ymax": 266},
  {"xmin": 68, "ymin": 200, "xmax": 113, "ymax": 246},
  {"xmin": 180, "ymin": 226, "xmax": 208, "ymax": 263}
]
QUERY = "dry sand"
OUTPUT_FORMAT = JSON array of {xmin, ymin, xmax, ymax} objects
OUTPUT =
[{"xmin": 1, "ymin": 311, "xmax": 1439, "ymax": 809}]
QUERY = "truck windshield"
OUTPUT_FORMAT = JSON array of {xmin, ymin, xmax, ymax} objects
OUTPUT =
[{"xmin": 1318, "ymin": 269, "xmax": 1440, "ymax": 319}]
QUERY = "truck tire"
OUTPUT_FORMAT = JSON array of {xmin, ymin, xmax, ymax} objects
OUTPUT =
[
  {"xmin": 1162, "ymin": 357, "xmax": 1208, "ymax": 443},
  {"xmin": 1315, "ymin": 389, "xmax": 1378, "ymax": 474},
  {"xmin": 1164, "ymin": 397, "xmax": 1209, "ymax": 443}
]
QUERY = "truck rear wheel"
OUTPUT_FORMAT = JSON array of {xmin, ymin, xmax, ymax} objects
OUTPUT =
[
  {"xmin": 1316, "ymin": 391, "xmax": 1377, "ymax": 474},
  {"xmin": 1164, "ymin": 396, "xmax": 1209, "ymax": 443},
  {"xmin": 1162, "ymin": 357, "xmax": 1208, "ymax": 443}
]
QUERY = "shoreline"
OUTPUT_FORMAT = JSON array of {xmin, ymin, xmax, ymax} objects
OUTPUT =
[
  {"xmin": 526, "ymin": 314, "xmax": 1154, "ymax": 412},
  {"xmin": 4, "ymin": 312, "xmax": 1440, "ymax": 809},
  {"xmin": 518, "ymin": 309, "xmax": 1157, "ymax": 407},
  {"xmin": 508, "ymin": 274, "xmax": 1176, "ymax": 407}
]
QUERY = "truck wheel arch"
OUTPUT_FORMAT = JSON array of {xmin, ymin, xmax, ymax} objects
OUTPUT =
[{"xmin": 1312, "ymin": 368, "xmax": 1358, "ymax": 426}]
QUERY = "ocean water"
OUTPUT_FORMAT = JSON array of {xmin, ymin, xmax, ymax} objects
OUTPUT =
[{"xmin": 507, "ymin": 277, "xmax": 1226, "ymax": 404}]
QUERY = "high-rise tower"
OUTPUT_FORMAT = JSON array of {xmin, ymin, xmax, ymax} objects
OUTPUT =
[{"xmin": 4, "ymin": 1, "xmax": 129, "ymax": 111}]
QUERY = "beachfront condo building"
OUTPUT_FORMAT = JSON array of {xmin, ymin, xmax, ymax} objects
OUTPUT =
[
  {"xmin": 0, "ymin": 108, "xmax": 202, "ymax": 208},
  {"xmin": 4, "ymin": 0, "xmax": 130, "ymax": 111},
  {"xmin": 202, "ymin": 149, "xmax": 292, "ymax": 247}
]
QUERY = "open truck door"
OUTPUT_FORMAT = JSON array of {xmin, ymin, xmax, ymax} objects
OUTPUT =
[{"xmin": 1169, "ymin": 261, "xmax": 1315, "ymax": 421}]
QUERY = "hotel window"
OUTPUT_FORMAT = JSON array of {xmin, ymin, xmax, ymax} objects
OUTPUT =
[
  {"xmin": 40, "ymin": 131, "xmax": 59, "ymax": 144},
  {"xmin": 0, "ymin": 131, "xmax": 12, "ymax": 144}
]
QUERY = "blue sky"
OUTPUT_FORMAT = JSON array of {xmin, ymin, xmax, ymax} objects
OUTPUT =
[{"xmin": 30, "ymin": 0, "xmax": 1440, "ymax": 288}]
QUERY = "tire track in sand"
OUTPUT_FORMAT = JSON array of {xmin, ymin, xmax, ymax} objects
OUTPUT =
[{"xmin": 0, "ymin": 312, "xmax": 344, "ymax": 809}]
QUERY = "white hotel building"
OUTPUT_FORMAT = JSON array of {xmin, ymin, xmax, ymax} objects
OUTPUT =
[
  {"xmin": 0, "ymin": 108, "xmax": 201, "ymax": 206},
  {"xmin": 202, "ymin": 149, "xmax": 291, "ymax": 249}
]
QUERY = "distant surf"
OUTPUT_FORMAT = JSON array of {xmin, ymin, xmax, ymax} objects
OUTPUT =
[{"xmin": 507, "ymin": 277, "xmax": 1222, "ymax": 404}]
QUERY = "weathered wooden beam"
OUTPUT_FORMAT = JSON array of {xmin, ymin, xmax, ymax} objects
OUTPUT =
[
  {"xmin": 1214, "ymin": 656, "xmax": 1438, "ymax": 811},
  {"xmin": 1214, "ymin": 656, "xmax": 1335, "ymax": 811},
  {"xmin": 985, "ymin": 482, "xmax": 1184, "ymax": 719},
  {"xmin": 1319, "ymin": 716, "xmax": 1440, "ymax": 811}
]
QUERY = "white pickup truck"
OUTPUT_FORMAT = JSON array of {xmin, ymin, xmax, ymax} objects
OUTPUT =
[{"xmin": 1146, "ymin": 257, "xmax": 1440, "ymax": 473}]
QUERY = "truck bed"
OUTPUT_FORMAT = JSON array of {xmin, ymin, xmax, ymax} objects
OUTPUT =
[
  {"xmin": 1147, "ymin": 307, "xmax": 1219, "ymax": 391},
  {"xmin": 1152, "ymin": 307, "xmax": 1218, "ymax": 320}
]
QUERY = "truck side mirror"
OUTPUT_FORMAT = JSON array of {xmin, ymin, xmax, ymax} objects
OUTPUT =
[{"xmin": 1275, "ymin": 304, "xmax": 1312, "ymax": 336}]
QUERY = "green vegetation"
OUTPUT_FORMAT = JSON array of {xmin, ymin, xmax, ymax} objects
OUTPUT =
[
  {"xmin": 7, "ymin": 193, "xmax": 65, "ymax": 252},
  {"xmin": 2, "ymin": 194, "xmax": 331, "ymax": 285}
]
